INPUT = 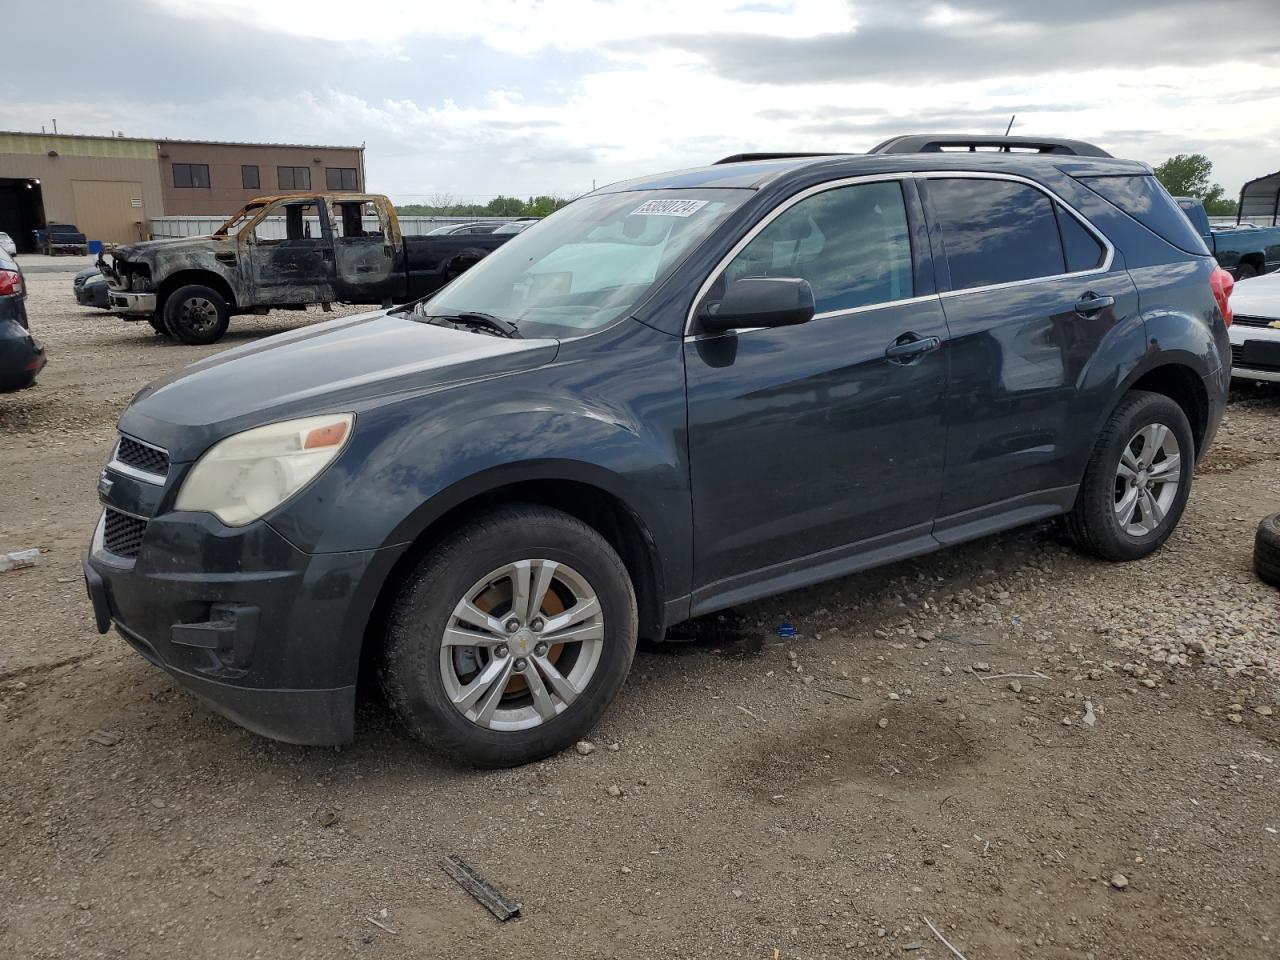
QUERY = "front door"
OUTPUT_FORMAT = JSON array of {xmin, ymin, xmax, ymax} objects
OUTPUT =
[
  {"xmin": 247, "ymin": 199, "xmax": 335, "ymax": 305},
  {"xmin": 917, "ymin": 176, "xmax": 1141, "ymax": 535},
  {"xmin": 685, "ymin": 178, "xmax": 950, "ymax": 607}
]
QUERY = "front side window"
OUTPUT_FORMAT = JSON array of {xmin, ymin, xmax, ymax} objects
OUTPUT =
[
  {"xmin": 253, "ymin": 200, "xmax": 324, "ymax": 245},
  {"xmin": 926, "ymin": 178, "xmax": 1066, "ymax": 290},
  {"xmin": 278, "ymin": 166, "xmax": 311, "ymax": 191},
  {"xmin": 423, "ymin": 189, "xmax": 750, "ymax": 339},
  {"xmin": 712, "ymin": 180, "xmax": 914, "ymax": 314},
  {"xmin": 173, "ymin": 163, "xmax": 210, "ymax": 189}
]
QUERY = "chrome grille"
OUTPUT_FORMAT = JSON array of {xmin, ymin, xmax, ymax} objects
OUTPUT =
[
  {"xmin": 115, "ymin": 435, "xmax": 169, "ymax": 479},
  {"xmin": 103, "ymin": 509, "xmax": 146, "ymax": 559}
]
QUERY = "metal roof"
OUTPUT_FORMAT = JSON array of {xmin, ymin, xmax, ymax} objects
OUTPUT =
[
  {"xmin": 1238, "ymin": 169, "xmax": 1280, "ymax": 224},
  {"xmin": 0, "ymin": 130, "xmax": 362, "ymax": 152}
]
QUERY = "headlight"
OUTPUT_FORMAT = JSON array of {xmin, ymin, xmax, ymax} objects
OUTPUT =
[{"xmin": 175, "ymin": 414, "xmax": 354, "ymax": 526}]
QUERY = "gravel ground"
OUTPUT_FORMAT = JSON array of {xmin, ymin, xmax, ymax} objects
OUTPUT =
[{"xmin": 1, "ymin": 263, "xmax": 1278, "ymax": 959}]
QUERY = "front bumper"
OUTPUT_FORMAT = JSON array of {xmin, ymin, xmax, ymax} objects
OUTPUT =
[
  {"xmin": 1228, "ymin": 322, "xmax": 1280, "ymax": 382},
  {"xmin": 83, "ymin": 509, "xmax": 407, "ymax": 745},
  {"xmin": 108, "ymin": 291, "xmax": 157, "ymax": 316}
]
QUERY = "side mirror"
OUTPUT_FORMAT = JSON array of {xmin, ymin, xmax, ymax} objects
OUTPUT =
[{"xmin": 701, "ymin": 277, "xmax": 815, "ymax": 332}]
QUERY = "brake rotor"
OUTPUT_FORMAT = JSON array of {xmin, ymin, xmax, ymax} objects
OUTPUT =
[{"xmin": 472, "ymin": 581, "xmax": 567, "ymax": 695}]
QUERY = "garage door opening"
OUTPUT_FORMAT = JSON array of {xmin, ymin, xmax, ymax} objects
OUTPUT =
[{"xmin": 0, "ymin": 178, "xmax": 46, "ymax": 253}]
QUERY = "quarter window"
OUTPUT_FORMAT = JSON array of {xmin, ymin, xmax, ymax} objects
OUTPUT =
[
  {"xmin": 927, "ymin": 178, "xmax": 1065, "ymax": 290},
  {"xmin": 278, "ymin": 166, "xmax": 311, "ymax": 191},
  {"xmin": 172, "ymin": 163, "xmax": 210, "ymax": 189},
  {"xmin": 326, "ymin": 167, "xmax": 359, "ymax": 191},
  {"xmin": 1055, "ymin": 202, "xmax": 1106, "ymax": 272},
  {"xmin": 715, "ymin": 180, "xmax": 914, "ymax": 314}
]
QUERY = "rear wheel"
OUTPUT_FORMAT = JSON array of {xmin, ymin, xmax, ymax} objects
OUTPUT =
[
  {"xmin": 163, "ymin": 284, "xmax": 230, "ymax": 345},
  {"xmin": 380, "ymin": 505, "xmax": 638, "ymax": 767},
  {"xmin": 1255, "ymin": 514, "xmax": 1280, "ymax": 588},
  {"xmin": 1065, "ymin": 391, "xmax": 1194, "ymax": 561}
]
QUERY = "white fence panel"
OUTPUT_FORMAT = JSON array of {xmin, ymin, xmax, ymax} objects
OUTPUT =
[{"xmin": 149, "ymin": 216, "xmax": 512, "ymax": 239}]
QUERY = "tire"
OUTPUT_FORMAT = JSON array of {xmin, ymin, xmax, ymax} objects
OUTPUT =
[
  {"xmin": 1255, "ymin": 513, "xmax": 1280, "ymax": 588},
  {"xmin": 1065, "ymin": 390, "xmax": 1195, "ymax": 561},
  {"xmin": 162, "ymin": 284, "xmax": 230, "ymax": 345},
  {"xmin": 1235, "ymin": 263, "xmax": 1259, "ymax": 281},
  {"xmin": 379, "ymin": 504, "xmax": 638, "ymax": 767}
]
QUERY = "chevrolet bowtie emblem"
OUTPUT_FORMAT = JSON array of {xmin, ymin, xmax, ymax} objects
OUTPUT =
[
  {"xmin": 97, "ymin": 472, "xmax": 114, "ymax": 498},
  {"xmin": 1269, "ymin": 320, "xmax": 1280, "ymax": 329}
]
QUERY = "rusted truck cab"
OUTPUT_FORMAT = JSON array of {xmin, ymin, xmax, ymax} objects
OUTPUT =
[{"xmin": 99, "ymin": 193, "xmax": 504, "ymax": 344}]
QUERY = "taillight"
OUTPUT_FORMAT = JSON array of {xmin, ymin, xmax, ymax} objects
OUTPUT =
[
  {"xmin": 0, "ymin": 269, "xmax": 22, "ymax": 297},
  {"xmin": 1209, "ymin": 266, "xmax": 1234, "ymax": 327}
]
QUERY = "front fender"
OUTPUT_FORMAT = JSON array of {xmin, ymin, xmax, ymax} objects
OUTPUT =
[{"xmin": 267, "ymin": 319, "xmax": 694, "ymax": 600}]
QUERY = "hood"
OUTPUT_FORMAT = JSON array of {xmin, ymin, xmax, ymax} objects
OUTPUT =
[
  {"xmin": 110, "ymin": 235, "xmax": 226, "ymax": 261},
  {"xmin": 119, "ymin": 309, "xmax": 559, "ymax": 460},
  {"xmin": 1231, "ymin": 271, "xmax": 1280, "ymax": 320}
]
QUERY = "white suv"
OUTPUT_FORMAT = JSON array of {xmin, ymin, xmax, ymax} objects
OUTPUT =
[
  {"xmin": 0, "ymin": 232, "xmax": 16, "ymax": 257},
  {"xmin": 1230, "ymin": 272, "xmax": 1280, "ymax": 382}
]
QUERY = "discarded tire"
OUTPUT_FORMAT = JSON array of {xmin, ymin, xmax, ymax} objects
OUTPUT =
[{"xmin": 1255, "ymin": 513, "xmax": 1280, "ymax": 588}]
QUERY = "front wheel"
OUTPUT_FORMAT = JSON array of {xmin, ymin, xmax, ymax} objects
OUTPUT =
[
  {"xmin": 163, "ymin": 284, "xmax": 230, "ymax": 345},
  {"xmin": 1065, "ymin": 391, "xmax": 1195, "ymax": 561},
  {"xmin": 380, "ymin": 505, "xmax": 638, "ymax": 767}
]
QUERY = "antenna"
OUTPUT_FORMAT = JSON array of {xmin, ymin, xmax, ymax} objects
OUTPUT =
[{"xmin": 1004, "ymin": 114, "xmax": 1016, "ymax": 136}]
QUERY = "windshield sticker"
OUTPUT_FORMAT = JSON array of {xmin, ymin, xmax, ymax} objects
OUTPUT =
[{"xmin": 630, "ymin": 199, "xmax": 709, "ymax": 218}]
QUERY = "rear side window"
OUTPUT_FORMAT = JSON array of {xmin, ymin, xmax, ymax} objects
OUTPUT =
[
  {"xmin": 718, "ymin": 180, "xmax": 914, "ymax": 314},
  {"xmin": 1056, "ymin": 203, "xmax": 1106, "ymax": 272},
  {"xmin": 1077, "ymin": 175, "xmax": 1210, "ymax": 256},
  {"xmin": 926, "ymin": 178, "xmax": 1064, "ymax": 290}
]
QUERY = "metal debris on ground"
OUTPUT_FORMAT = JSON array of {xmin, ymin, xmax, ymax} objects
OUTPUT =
[
  {"xmin": 939, "ymin": 634, "xmax": 992, "ymax": 647},
  {"xmin": 86, "ymin": 729, "xmax": 121, "ymax": 746},
  {"xmin": 441, "ymin": 855, "xmax": 521, "ymax": 921}
]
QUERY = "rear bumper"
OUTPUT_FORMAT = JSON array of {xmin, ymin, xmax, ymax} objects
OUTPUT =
[
  {"xmin": 82, "ymin": 511, "xmax": 407, "ymax": 745},
  {"xmin": 108, "ymin": 291, "xmax": 157, "ymax": 316}
]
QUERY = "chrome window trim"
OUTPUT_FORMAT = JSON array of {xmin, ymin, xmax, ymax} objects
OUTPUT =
[
  {"xmin": 108, "ymin": 434, "xmax": 169, "ymax": 485},
  {"xmin": 682, "ymin": 170, "xmax": 1116, "ymax": 338}
]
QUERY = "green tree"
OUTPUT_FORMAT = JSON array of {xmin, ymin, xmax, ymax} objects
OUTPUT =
[{"xmin": 1153, "ymin": 154, "xmax": 1237, "ymax": 216}]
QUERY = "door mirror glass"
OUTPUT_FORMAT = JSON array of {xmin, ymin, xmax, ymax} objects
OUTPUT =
[{"xmin": 702, "ymin": 277, "xmax": 815, "ymax": 331}]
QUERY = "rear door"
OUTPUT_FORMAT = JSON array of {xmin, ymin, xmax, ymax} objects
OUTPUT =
[
  {"xmin": 684, "ymin": 177, "xmax": 950, "ymax": 604},
  {"xmin": 247, "ymin": 199, "xmax": 335, "ymax": 305},
  {"xmin": 330, "ymin": 199, "xmax": 403, "ymax": 303},
  {"xmin": 919, "ymin": 175, "xmax": 1140, "ymax": 540}
]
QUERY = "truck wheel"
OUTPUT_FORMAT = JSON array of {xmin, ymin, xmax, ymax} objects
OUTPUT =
[
  {"xmin": 163, "ymin": 285, "xmax": 230, "ymax": 345},
  {"xmin": 1064, "ymin": 391, "xmax": 1195, "ymax": 561},
  {"xmin": 379, "ymin": 504, "xmax": 638, "ymax": 767},
  {"xmin": 1236, "ymin": 263, "xmax": 1259, "ymax": 280},
  {"xmin": 148, "ymin": 317, "xmax": 170, "ymax": 336},
  {"xmin": 1255, "ymin": 514, "xmax": 1280, "ymax": 588}
]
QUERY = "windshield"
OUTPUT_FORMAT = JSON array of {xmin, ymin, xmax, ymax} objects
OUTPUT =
[
  {"xmin": 422, "ymin": 188, "xmax": 749, "ymax": 338},
  {"xmin": 214, "ymin": 205, "xmax": 264, "ymax": 237}
]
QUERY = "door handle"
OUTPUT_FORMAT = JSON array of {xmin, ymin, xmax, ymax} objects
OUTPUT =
[
  {"xmin": 885, "ymin": 333, "xmax": 941, "ymax": 362},
  {"xmin": 1075, "ymin": 292, "xmax": 1115, "ymax": 315}
]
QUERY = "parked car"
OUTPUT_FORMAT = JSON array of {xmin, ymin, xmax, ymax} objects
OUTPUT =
[
  {"xmin": 37, "ymin": 223, "xmax": 89, "ymax": 256},
  {"xmin": 1226, "ymin": 270, "xmax": 1280, "ymax": 382},
  {"xmin": 74, "ymin": 266, "xmax": 111, "ymax": 309},
  {"xmin": 0, "ymin": 249, "xmax": 46, "ymax": 391},
  {"xmin": 426, "ymin": 221, "xmax": 510, "ymax": 236},
  {"xmin": 84, "ymin": 134, "xmax": 1231, "ymax": 766},
  {"xmin": 1177, "ymin": 197, "xmax": 1280, "ymax": 279},
  {"xmin": 493, "ymin": 219, "xmax": 536, "ymax": 235},
  {"xmin": 0, "ymin": 231, "xmax": 16, "ymax": 257},
  {"xmin": 97, "ymin": 193, "xmax": 512, "ymax": 345}
]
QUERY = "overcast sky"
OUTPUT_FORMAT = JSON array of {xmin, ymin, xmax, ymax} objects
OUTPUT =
[{"xmin": 6, "ymin": 0, "xmax": 1279, "ymax": 203}]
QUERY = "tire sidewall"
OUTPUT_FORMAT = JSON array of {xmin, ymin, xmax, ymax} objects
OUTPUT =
[
  {"xmin": 163, "ymin": 284, "xmax": 229, "ymax": 345},
  {"xmin": 1094, "ymin": 395, "xmax": 1195, "ymax": 558},
  {"xmin": 382, "ymin": 511, "xmax": 637, "ymax": 766}
]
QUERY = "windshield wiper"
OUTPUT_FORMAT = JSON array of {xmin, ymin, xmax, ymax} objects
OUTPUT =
[{"xmin": 416, "ymin": 310, "xmax": 522, "ymax": 338}]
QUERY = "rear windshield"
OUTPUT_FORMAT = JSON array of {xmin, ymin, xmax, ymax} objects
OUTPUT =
[
  {"xmin": 1076, "ymin": 175, "xmax": 1210, "ymax": 256},
  {"xmin": 48, "ymin": 224, "xmax": 81, "ymax": 234}
]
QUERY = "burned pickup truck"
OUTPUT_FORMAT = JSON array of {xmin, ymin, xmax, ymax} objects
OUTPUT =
[{"xmin": 99, "ymin": 193, "xmax": 513, "ymax": 344}]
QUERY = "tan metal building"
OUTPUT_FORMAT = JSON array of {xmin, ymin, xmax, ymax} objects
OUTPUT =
[
  {"xmin": 0, "ymin": 131, "xmax": 365, "ymax": 251},
  {"xmin": 156, "ymin": 138, "xmax": 365, "ymax": 217}
]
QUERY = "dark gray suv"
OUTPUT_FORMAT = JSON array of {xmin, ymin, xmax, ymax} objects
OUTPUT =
[{"xmin": 84, "ymin": 135, "xmax": 1233, "ymax": 766}]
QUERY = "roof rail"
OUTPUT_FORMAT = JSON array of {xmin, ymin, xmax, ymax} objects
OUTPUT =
[
  {"xmin": 714, "ymin": 152, "xmax": 844, "ymax": 165},
  {"xmin": 869, "ymin": 134, "xmax": 1112, "ymax": 158}
]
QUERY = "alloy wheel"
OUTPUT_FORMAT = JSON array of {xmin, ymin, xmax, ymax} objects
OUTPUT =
[
  {"xmin": 179, "ymin": 296, "xmax": 217, "ymax": 335},
  {"xmin": 439, "ymin": 559, "xmax": 605, "ymax": 731},
  {"xmin": 1114, "ymin": 422, "xmax": 1181, "ymax": 536}
]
